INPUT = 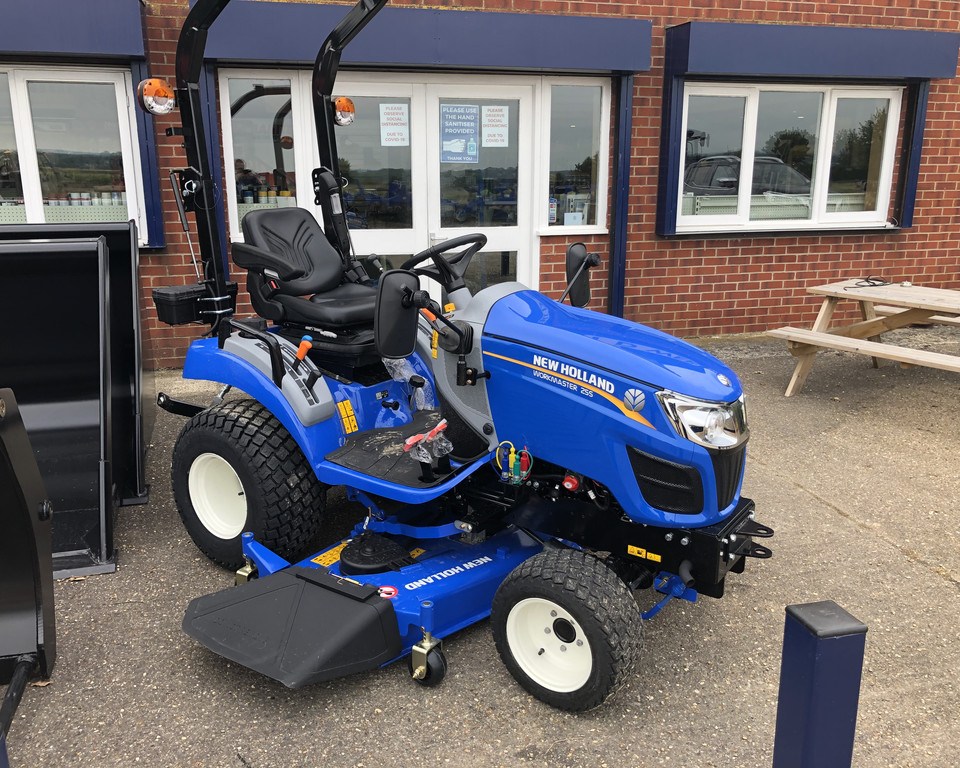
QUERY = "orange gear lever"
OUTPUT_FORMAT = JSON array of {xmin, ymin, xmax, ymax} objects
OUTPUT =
[{"xmin": 293, "ymin": 335, "xmax": 313, "ymax": 372}]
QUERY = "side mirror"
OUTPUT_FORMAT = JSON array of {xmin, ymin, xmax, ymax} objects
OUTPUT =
[
  {"xmin": 375, "ymin": 269, "xmax": 421, "ymax": 359},
  {"xmin": 562, "ymin": 242, "xmax": 601, "ymax": 308}
]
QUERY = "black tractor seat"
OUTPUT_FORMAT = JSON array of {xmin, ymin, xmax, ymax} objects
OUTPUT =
[{"xmin": 234, "ymin": 207, "xmax": 379, "ymax": 372}]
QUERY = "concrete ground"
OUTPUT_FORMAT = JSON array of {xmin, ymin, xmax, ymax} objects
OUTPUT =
[{"xmin": 6, "ymin": 327, "xmax": 960, "ymax": 768}]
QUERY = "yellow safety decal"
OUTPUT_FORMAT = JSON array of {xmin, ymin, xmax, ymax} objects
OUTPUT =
[
  {"xmin": 312, "ymin": 541, "xmax": 348, "ymax": 566},
  {"xmin": 409, "ymin": 547, "xmax": 426, "ymax": 559},
  {"xmin": 628, "ymin": 544, "xmax": 662, "ymax": 563},
  {"xmin": 431, "ymin": 330, "xmax": 439, "ymax": 359},
  {"xmin": 444, "ymin": 302, "xmax": 456, "ymax": 314},
  {"xmin": 482, "ymin": 351, "xmax": 654, "ymax": 429},
  {"xmin": 337, "ymin": 399, "xmax": 358, "ymax": 434}
]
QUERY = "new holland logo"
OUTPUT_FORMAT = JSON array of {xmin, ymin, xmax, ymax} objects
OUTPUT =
[{"xmin": 623, "ymin": 388, "xmax": 645, "ymax": 412}]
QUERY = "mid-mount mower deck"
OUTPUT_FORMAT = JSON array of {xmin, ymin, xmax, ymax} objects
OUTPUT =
[{"xmin": 141, "ymin": 0, "xmax": 773, "ymax": 711}]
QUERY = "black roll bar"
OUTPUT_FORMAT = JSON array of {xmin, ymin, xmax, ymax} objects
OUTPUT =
[{"xmin": 312, "ymin": 0, "xmax": 389, "ymax": 178}]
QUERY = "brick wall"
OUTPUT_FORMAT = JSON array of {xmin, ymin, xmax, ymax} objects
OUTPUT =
[{"xmin": 139, "ymin": 0, "xmax": 960, "ymax": 368}]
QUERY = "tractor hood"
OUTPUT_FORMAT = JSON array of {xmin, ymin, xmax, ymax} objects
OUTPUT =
[{"xmin": 482, "ymin": 290, "xmax": 741, "ymax": 402}]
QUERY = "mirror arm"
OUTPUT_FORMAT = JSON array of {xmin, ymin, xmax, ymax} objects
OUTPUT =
[{"xmin": 559, "ymin": 252, "xmax": 601, "ymax": 305}]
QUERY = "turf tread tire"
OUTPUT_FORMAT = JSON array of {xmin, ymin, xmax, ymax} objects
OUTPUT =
[
  {"xmin": 492, "ymin": 548, "xmax": 643, "ymax": 712},
  {"xmin": 172, "ymin": 398, "xmax": 325, "ymax": 569}
]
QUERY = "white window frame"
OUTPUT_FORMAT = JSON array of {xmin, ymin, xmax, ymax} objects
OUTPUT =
[
  {"xmin": 538, "ymin": 77, "xmax": 612, "ymax": 236},
  {"xmin": 677, "ymin": 83, "xmax": 903, "ymax": 234},
  {"xmin": 0, "ymin": 66, "xmax": 147, "ymax": 240}
]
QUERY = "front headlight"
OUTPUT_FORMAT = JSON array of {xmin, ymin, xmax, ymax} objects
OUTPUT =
[{"xmin": 656, "ymin": 391, "xmax": 748, "ymax": 449}]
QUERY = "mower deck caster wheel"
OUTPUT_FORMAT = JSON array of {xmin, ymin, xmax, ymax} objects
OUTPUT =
[{"xmin": 409, "ymin": 647, "xmax": 447, "ymax": 687}]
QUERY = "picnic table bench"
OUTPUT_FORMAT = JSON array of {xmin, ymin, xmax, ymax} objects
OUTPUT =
[{"xmin": 767, "ymin": 279, "xmax": 960, "ymax": 396}]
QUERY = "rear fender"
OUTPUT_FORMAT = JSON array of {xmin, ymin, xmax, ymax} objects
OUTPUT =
[{"xmin": 182, "ymin": 337, "xmax": 341, "ymax": 469}]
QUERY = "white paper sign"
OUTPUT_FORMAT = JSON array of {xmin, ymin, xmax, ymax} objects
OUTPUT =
[
  {"xmin": 482, "ymin": 105, "xmax": 509, "ymax": 147},
  {"xmin": 380, "ymin": 103, "xmax": 410, "ymax": 146}
]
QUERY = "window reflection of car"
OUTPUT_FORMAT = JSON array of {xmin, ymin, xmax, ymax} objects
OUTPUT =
[{"xmin": 683, "ymin": 156, "xmax": 811, "ymax": 196}]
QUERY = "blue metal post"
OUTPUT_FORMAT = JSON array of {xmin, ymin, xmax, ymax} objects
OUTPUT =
[{"xmin": 772, "ymin": 601, "xmax": 868, "ymax": 768}]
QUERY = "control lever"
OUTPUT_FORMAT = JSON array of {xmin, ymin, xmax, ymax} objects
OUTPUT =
[{"xmin": 365, "ymin": 253, "xmax": 384, "ymax": 276}]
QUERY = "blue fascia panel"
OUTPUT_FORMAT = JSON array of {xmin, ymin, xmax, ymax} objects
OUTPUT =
[
  {"xmin": 130, "ymin": 60, "xmax": 165, "ymax": 249},
  {"xmin": 672, "ymin": 22, "xmax": 959, "ymax": 80},
  {"xmin": 0, "ymin": 0, "xmax": 144, "ymax": 58},
  {"xmin": 204, "ymin": 2, "xmax": 651, "ymax": 73}
]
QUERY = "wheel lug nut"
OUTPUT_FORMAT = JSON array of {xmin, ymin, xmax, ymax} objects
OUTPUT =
[
  {"xmin": 544, "ymin": 627, "xmax": 551, "ymax": 634},
  {"xmin": 576, "ymin": 639, "xmax": 583, "ymax": 647},
  {"xmin": 560, "ymin": 645, "xmax": 567, "ymax": 652},
  {"xmin": 550, "ymin": 610, "xmax": 557, "ymax": 617}
]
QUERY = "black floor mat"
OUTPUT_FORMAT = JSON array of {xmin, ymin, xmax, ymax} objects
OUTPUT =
[{"xmin": 326, "ymin": 410, "xmax": 460, "ymax": 488}]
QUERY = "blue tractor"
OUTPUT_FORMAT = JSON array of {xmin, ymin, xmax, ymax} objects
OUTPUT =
[{"xmin": 140, "ymin": 0, "xmax": 772, "ymax": 711}]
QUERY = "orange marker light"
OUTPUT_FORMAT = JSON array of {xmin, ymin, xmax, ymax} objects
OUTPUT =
[
  {"xmin": 334, "ymin": 96, "xmax": 356, "ymax": 126},
  {"xmin": 137, "ymin": 78, "xmax": 176, "ymax": 116}
]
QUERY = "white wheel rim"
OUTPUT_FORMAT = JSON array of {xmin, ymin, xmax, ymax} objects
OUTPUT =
[
  {"xmin": 188, "ymin": 452, "xmax": 248, "ymax": 539},
  {"xmin": 505, "ymin": 597, "xmax": 593, "ymax": 693}
]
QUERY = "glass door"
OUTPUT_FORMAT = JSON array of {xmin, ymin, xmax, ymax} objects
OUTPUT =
[
  {"xmin": 331, "ymin": 81, "xmax": 426, "ymax": 271},
  {"xmin": 426, "ymin": 84, "xmax": 535, "ymax": 295}
]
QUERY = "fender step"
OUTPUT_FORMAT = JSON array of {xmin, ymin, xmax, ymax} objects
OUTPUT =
[{"xmin": 182, "ymin": 566, "xmax": 402, "ymax": 688}]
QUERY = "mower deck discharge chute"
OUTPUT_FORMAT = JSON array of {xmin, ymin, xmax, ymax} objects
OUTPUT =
[{"xmin": 145, "ymin": 0, "xmax": 773, "ymax": 711}]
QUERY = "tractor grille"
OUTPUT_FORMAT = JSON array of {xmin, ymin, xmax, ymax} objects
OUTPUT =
[
  {"xmin": 711, "ymin": 442, "xmax": 747, "ymax": 511},
  {"xmin": 627, "ymin": 447, "xmax": 703, "ymax": 515}
]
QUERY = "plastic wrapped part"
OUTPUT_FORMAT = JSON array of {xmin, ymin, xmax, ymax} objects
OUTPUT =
[
  {"xmin": 427, "ymin": 422, "xmax": 453, "ymax": 459},
  {"xmin": 382, "ymin": 357, "xmax": 435, "ymax": 411},
  {"xmin": 410, "ymin": 441, "xmax": 432, "ymax": 464}
]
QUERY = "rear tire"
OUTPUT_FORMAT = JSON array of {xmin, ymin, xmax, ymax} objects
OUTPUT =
[
  {"xmin": 491, "ymin": 548, "xmax": 643, "ymax": 712},
  {"xmin": 171, "ymin": 398, "xmax": 325, "ymax": 569}
]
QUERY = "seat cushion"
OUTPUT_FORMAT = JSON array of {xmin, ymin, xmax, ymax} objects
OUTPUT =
[{"xmin": 276, "ymin": 281, "xmax": 377, "ymax": 328}]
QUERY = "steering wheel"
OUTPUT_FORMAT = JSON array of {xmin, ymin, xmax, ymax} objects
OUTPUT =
[{"xmin": 400, "ymin": 233, "xmax": 487, "ymax": 292}]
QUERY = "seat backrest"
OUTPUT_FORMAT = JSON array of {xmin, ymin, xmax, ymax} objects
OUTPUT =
[{"xmin": 241, "ymin": 207, "xmax": 344, "ymax": 296}]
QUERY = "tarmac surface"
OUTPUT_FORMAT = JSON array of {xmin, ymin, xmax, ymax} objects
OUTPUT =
[{"xmin": 6, "ymin": 326, "xmax": 960, "ymax": 768}]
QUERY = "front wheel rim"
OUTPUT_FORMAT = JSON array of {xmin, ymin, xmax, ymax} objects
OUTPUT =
[
  {"xmin": 505, "ymin": 597, "xmax": 593, "ymax": 692},
  {"xmin": 188, "ymin": 452, "xmax": 248, "ymax": 539}
]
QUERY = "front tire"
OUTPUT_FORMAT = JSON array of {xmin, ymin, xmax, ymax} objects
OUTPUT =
[
  {"xmin": 171, "ymin": 398, "xmax": 325, "ymax": 569},
  {"xmin": 491, "ymin": 548, "xmax": 643, "ymax": 712}
]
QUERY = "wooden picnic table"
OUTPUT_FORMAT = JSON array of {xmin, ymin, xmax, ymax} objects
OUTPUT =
[{"xmin": 767, "ymin": 278, "xmax": 960, "ymax": 396}]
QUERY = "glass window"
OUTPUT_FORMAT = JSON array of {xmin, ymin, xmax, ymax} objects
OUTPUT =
[
  {"xmin": 438, "ymin": 98, "xmax": 519, "ymax": 228},
  {"xmin": 0, "ymin": 68, "xmax": 144, "ymax": 230},
  {"xmin": 336, "ymin": 95, "xmax": 413, "ymax": 230},
  {"xmin": 28, "ymin": 81, "xmax": 129, "ymax": 223},
  {"xmin": 749, "ymin": 90, "xmax": 822, "ymax": 222},
  {"xmin": 829, "ymin": 97, "xmax": 889, "ymax": 213},
  {"xmin": 677, "ymin": 84, "xmax": 901, "ymax": 232},
  {"xmin": 0, "ymin": 73, "xmax": 25, "ymax": 222},
  {"xmin": 548, "ymin": 85, "xmax": 602, "ymax": 227},
  {"xmin": 682, "ymin": 95, "xmax": 746, "ymax": 217},
  {"xmin": 227, "ymin": 78, "xmax": 297, "ymax": 227}
]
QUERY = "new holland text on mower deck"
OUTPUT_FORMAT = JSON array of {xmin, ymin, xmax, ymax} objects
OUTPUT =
[{"xmin": 139, "ymin": 0, "xmax": 773, "ymax": 711}]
